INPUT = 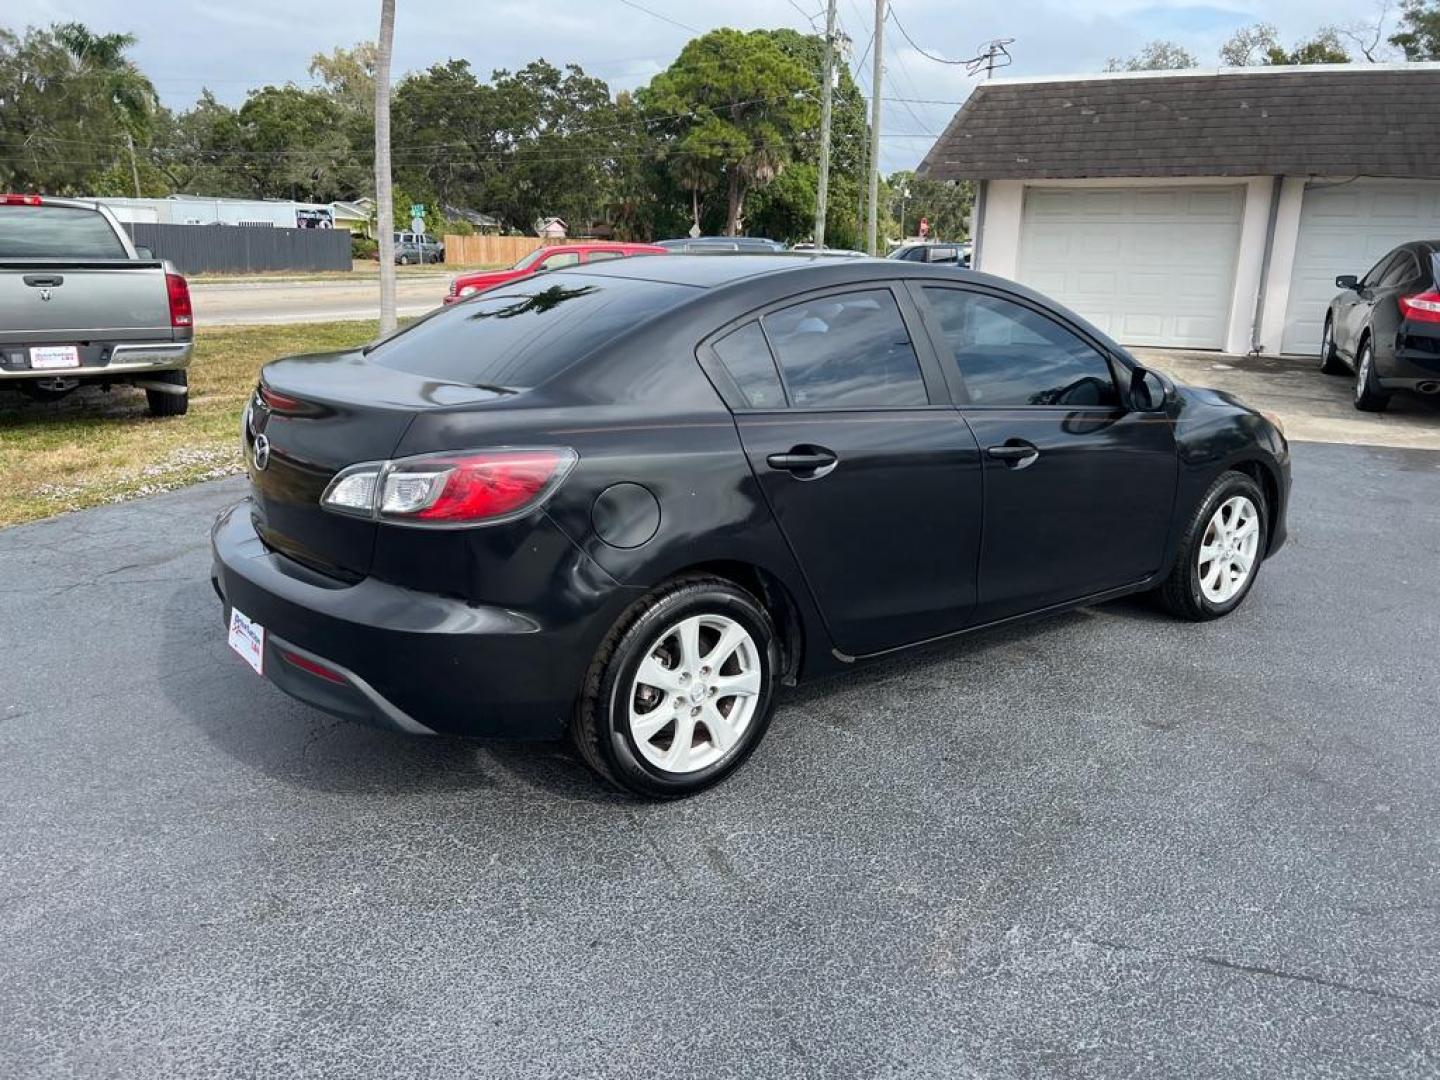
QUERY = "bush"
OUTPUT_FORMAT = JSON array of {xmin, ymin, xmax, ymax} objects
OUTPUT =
[
  {"xmin": 445, "ymin": 218, "xmax": 475, "ymax": 236},
  {"xmin": 351, "ymin": 235, "xmax": 378, "ymax": 260}
]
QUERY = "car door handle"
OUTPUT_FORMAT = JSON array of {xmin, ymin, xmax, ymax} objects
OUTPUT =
[
  {"xmin": 23, "ymin": 275, "xmax": 63, "ymax": 288},
  {"xmin": 987, "ymin": 441, "xmax": 1040, "ymax": 469},
  {"xmin": 767, "ymin": 446, "xmax": 838, "ymax": 477}
]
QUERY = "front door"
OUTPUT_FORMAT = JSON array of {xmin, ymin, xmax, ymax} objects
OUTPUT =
[
  {"xmin": 703, "ymin": 287, "xmax": 983, "ymax": 656},
  {"xmin": 912, "ymin": 283, "xmax": 1178, "ymax": 624}
]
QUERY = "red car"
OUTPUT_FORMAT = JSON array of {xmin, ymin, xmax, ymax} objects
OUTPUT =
[{"xmin": 443, "ymin": 242, "xmax": 668, "ymax": 303}]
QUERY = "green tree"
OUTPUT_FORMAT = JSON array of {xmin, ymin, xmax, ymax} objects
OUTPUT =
[
  {"xmin": 886, "ymin": 170, "xmax": 973, "ymax": 242},
  {"xmin": 0, "ymin": 24, "xmax": 151, "ymax": 193},
  {"xmin": 309, "ymin": 42, "xmax": 377, "ymax": 116},
  {"xmin": 643, "ymin": 29, "xmax": 818, "ymax": 236},
  {"xmin": 1221, "ymin": 23, "xmax": 1350, "ymax": 64},
  {"xmin": 219, "ymin": 85, "xmax": 367, "ymax": 201},
  {"xmin": 1105, "ymin": 41, "xmax": 1198, "ymax": 71},
  {"xmin": 1392, "ymin": 0, "xmax": 1440, "ymax": 58}
]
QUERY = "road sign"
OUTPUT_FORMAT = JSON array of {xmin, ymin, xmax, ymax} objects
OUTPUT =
[
  {"xmin": 409, "ymin": 203, "xmax": 425, "ymax": 218},
  {"xmin": 410, "ymin": 216, "xmax": 426, "ymax": 234}
]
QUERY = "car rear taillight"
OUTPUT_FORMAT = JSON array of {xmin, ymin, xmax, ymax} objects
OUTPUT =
[
  {"xmin": 2, "ymin": 193, "xmax": 42, "ymax": 205},
  {"xmin": 166, "ymin": 272, "xmax": 193, "ymax": 327},
  {"xmin": 320, "ymin": 448, "xmax": 577, "ymax": 528},
  {"xmin": 258, "ymin": 383, "xmax": 307, "ymax": 413},
  {"xmin": 1399, "ymin": 290, "xmax": 1440, "ymax": 324}
]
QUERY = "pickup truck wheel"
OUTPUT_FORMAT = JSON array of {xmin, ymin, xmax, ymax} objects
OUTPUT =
[{"xmin": 145, "ymin": 370, "xmax": 189, "ymax": 417}]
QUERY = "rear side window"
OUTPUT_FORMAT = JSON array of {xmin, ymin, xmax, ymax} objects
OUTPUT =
[
  {"xmin": 923, "ymin": 288, "xmax": 1118, "ymax": 407},
  {"xmin": 712, "ymin": 322, "xmax": 785, "ymax": 408},
  {"xmin": 1380, "ymin": 253, "xmax": 1420, "ymax": 287},
  {"xmin": 586, "ymin": 250, "xmax": 624, "ymax": 263},
  {"xmin": 0, "ymin": 205, "xmax": 127, "ymax": 258},
  {"xmin": 761, "ymin": 289, "xmax": 928, "ymax": 409},
  {"xmin": 369, "ymin": 278, "xmax": 693, "ymax": 389}
]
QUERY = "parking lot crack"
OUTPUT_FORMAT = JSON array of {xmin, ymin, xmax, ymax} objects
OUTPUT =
[{"xmin": 1081, "ymin": 937, "xmax": 1438, "ymax": 1010}]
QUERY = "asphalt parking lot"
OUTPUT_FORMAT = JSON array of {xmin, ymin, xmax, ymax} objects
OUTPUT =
[{"xmin": 3, "ymin": 440, "xmax": 1438, "ymax": 1079}]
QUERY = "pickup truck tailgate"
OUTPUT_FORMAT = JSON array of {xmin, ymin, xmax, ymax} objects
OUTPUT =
[{"xmin": 0, "ymin": 260, "xmax": 172, "ymax": 346}]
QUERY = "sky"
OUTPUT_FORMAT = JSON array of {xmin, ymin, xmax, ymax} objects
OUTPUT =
[{"xmin": 8, "ymin": 0, "xmax": 1394, "ymax": 173}]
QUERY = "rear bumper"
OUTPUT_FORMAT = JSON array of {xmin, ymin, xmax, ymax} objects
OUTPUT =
[
  {"xmin": 0, "ymin": 341, "xmax": 192, "ymax": 380},
  {"xmin": 210, "ymin": 498, "xmax": 621, "ymax": 740},
  {"xmin": 1379, "ymin": 326, "xmax": 1440, "ymax": 392}
]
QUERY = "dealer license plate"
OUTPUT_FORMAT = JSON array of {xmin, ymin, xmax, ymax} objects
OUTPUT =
[
  {"xmin": 30, "ymin": 345, "xmax": 80, "ymax": 370},
  {"xmin": 227, "ymin": 607, "xmax": 265, "ymax": 676}
]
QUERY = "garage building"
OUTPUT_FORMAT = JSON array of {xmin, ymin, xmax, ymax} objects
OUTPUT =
[{"xmin": 917, "ymin": 64, "xmax": 1440, "ymax": 356}]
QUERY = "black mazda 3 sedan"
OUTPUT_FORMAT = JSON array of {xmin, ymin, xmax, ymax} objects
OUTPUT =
[
  {"xmin": 1321, "ymin": 241, "xmax": 1440, "ymax": 411},
  {"xmin": 212, "ymin": 255, "xmax": 1290, "ymax": 797}
]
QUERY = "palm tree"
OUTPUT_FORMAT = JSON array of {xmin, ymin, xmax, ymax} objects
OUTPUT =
[
  {"xmin": 53, "ymin": 23, "xmax": 155, "ymax": 138},
  {"xmin": 374, "ymin": 0, "xmax": 397, "ymax": 333}
]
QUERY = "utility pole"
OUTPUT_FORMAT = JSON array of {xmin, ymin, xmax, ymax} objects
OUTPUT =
[
  {"xmin": 374, "ymin": 0, "xmax": 397, "ymax": 334},
  {"xmin": 866, "ymin": 0, "xmax": 884, "ymax": 255},
  {"xmin": 813, "ymin": 0, "xmax": 838, "ymax": 248},
  {"xmin": 125, "ymin": 133, "xmax": 141, "ymax": 198}
]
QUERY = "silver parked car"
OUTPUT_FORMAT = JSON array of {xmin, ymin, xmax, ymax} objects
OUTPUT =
[
  {"xmin": 393, "ymin": 231, "xmax": 444, "ymax": 265},
  {"xmin": 0, "ymin": 194, "xmax": 194, "ymax": 416}
]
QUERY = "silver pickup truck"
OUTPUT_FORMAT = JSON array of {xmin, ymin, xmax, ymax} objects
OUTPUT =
[{"xmin": 0, "ymin": 194, "xmax": 194, "ymax": 417}]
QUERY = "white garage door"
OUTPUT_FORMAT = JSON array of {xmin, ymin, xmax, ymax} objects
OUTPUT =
[
  {"xmin": 1017, "ymin": 185, "xmax": 1244, "ymax": 350},
  {"xmin": 1280, "ymin": 179, "xmax": 1440, "ymax": 356}
]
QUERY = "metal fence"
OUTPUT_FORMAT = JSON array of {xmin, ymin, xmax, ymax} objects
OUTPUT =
[{"xmin": 122, "ymin": 222, "xmax": 353, "ymax": 275}]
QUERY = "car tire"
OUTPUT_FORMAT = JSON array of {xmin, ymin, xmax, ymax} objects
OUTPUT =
[
  {"xmin": 1353, "ymin": 339, "xmax": 1390, "ymax": 412},
  {"xmin": 1319, "ymin": 318, "xmax": 1346, "ymax": 375},
  {"xmin": 1158, "ymin": 470, "xmax": 1268, "ymax": 621},
  {"xmin": 398, "ymin": 254, "xmax": 410, "ymax": 266},
  {"xmin": 145, "ymin": 370, "xmax": 189, "ymax": 417},
  {"xmin": 571, "ymin": 575, "xmax": 780, "ymax": 799}
]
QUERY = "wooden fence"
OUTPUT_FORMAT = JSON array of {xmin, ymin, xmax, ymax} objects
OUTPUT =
[{"xmin": 443, "ymin": 234, "xmax": 556, "ymax": 266}]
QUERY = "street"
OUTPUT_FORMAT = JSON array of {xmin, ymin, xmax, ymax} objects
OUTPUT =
[
  {"xmin": 2, "ymin": 440, "xmax": 1437, "ymax": 1078},
  {"xmin": 190, "ymin": 274, "xmax": 448, "ymax": 326}
]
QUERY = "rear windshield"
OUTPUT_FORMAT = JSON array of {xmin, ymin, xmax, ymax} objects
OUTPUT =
[
  {"xmin": 0, "ymin": 204, "xmax": 128, "ymax": 258},
  {"xmin": 368, "ymin": 276, "xmax": 694, "ymax": 389}
]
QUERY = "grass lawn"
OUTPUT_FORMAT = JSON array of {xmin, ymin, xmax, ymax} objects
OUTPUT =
[{"xmin": 0, "ymin": 321, "xmax": 380, "ymax": 528}]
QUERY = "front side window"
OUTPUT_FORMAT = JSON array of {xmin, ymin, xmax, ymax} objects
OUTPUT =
[
  {"xmin": 762, "ymin": 289, "xmax": 928, "ymax": 409},
  {"xmin": 923, "ymin": 288, "xmax": 1119, "ymax": 407},
  {"xmin": 1361, "ymin": 253, "xmax": 1399, "ymax": 289},
  {"xmin": 711, "ymin": 322, "xmax": 786, "ymax": 409}
]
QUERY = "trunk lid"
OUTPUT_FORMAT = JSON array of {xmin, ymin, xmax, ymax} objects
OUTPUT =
[{"xmin": 245, "ymin": 348, "xmax": 513, "ymax": 579}]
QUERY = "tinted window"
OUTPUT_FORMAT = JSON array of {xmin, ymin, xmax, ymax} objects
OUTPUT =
[
  {"xmin": 927, "ymin": 247, "xmax": 958, "ymax": 263},
  {"xmin": 0, "ymin": 205, "xmax": 127, "ymax": 258},
  {"xmin": 1360, "ymin": 253, "xmax": 1398, "ymax": 289},
  {"xmin": 541, "ymin": 251, "xmax": 580, "ymax": 270},
  {"xmin": 1380, "ymin": 253, "xmax": 1419, "ymax": 287},
  {"xmin": 586, "ymin": 250, "xmax": 624, "ymax": 262},
  {"xmin": 369, "ymin": 279, "xmax": 692, "ymax": 389},
  {"xmin": 712, "ymin": 322, "xmax": 785, "ymax": 409},
  {"xmin": 763, "ymin": 289, "xmax": 928, "ymax": 408},
  {"xmin": 923, "ymin": 288, "xmax": 1118, "ymax": 407}
]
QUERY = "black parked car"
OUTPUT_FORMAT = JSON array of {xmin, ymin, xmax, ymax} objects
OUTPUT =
[
  {"xmin": 889, "ymin": 241, "xmax": 971, "ymax": 267},
  {"xmin": 1321, "ymin": 240, "xmax": 1440, "ymax": 411},
  {"xmin": 212, "ymin": 256, "xmax": 1290, "ymax": 797}
]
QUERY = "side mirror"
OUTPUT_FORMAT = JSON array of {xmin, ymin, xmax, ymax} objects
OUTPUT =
[
  {"xmin": 134, "ymin": 245, "xmax": 153, "ymax": 259},
  {"xmin": 1129, "ymin": 366, "xmax": 1170, "ymax": 412},
  {"xmin": 1336, "ymin": 274, "xmax": 1359, "ymax": 290}
]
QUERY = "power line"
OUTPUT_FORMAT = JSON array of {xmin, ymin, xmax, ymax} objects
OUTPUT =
[{"xmin": 613, "ymin": 0, "xmax": 700, "ymax": 34}]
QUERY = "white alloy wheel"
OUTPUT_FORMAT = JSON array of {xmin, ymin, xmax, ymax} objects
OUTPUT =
[
  {"xmin": 1356, "ymin": 346, "xmax": 1374, "ymax": 402},
  {"xmin": 1197, "ymin": 495, "xmax": 1260, "ymax": 604},
  {"xmin": 627, "ymin": 613, "xmax": 762, "ymax": 774}
]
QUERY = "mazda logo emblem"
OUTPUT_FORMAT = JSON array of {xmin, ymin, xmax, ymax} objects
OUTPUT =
[{"xmin": 252, "ymin": 433, "xmax": 271, "ymax": 472}]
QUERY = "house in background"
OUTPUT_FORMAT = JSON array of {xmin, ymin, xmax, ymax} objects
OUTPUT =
[
  {"xmin": 96, "ymin": 194, "xmax": 359, "ymax": 232},
  {"xmin": 443, "ymin": 205, "xmax": 503, "ymax": 233},
  {"xmin": 535, "ymin": 216, "xmax": 568, "ymax": 239},
  {"xmin": 918, "ymin": 63, "xmax": 1440, "ymax": 356}
]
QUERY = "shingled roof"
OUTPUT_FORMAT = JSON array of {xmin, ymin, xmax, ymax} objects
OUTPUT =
[{"xmin": 917, "ymin": 64, "xmax": 1440, "ymax": 181}]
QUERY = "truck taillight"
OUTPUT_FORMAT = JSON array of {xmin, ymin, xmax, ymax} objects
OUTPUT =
[
  {"xmin": 2, "ymin": 193, "xmax": 42, "ymax": 205},
  {"xmin": 1399, "ymin": 291, "xmax": 1440, "ymax": 324},
  {"xmin": 166, "ymin": 272, "xmax": 193, "ymax": 327},
  {"xmin": 321, "ymin": 448, "xmax": 577, "ymax": 528}
]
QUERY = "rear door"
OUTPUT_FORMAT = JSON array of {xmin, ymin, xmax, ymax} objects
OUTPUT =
[
  {"xmin": 704, "ymin": 285, "xmax": 983, "ymax": 656},
  {"xmin": 912, "ymin": 283, "xmax": 1178, "ymax": 624}
]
